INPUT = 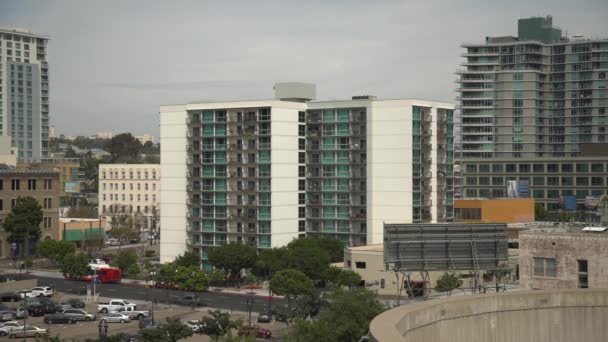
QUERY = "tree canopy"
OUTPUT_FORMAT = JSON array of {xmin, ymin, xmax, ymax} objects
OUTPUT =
[
  {"xmin": 61, "ymin": 252, "xmax": 90, "ymax": 279},
  {"xmin": 2, "ymin": 196, "xmax": 44, "ymax": 256},
  {"xmin": 270, "ymin": 269, "xmax": 314, "ymax": 302},
  {"xmin": 435, "ymin": 272, "xmax": 463, "ymax": 295},
  {"xmin": 287, "ymin": 288, "xmax": 385, "ymax": 342},
  {"xmin": 287, "ymin": 237, "xmax": 344, "ymax": 263},
  {"xmin": 106, "ymin": 133, "xmax": 142, "ymax": 163},
  {"xmin": 174, "ymin": 266, "xmax": 209, "ymax": 292},
  {"xmin": 174, "ymin": 251, "xmax": 201, "ymax": 268},
  {"xmin": 111, "ymin": 250, "xmax": 138, "ymax": 274},
  {"xmin": 37, "ymin": 240, "xmax": 76, "ymax": 264},
  {"xmin": 141, "ymin": 317, "xmax": 193, "ymax": 342},
  {"xmin": 197, "ymin": 310, "xmax": 239, "ymax": 341},
  {"xmin": 207, "ymin": 243, "xmax": 257, "ymax": 283},
  {"xmin": 65, "ymin": 206, "xmax": 98, "ymax": 218},
  {"xmin": 254, "ymin": 247, "xmax": 288, "ymax": 276}
]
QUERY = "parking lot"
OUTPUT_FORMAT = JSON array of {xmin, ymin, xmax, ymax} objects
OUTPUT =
[{"xmin": 1, "ymin": 291, "xmax": 289, "ymax": 341}]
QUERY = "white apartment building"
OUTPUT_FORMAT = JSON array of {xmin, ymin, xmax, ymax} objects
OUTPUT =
[
  {"xmin": 0, "ymin": 27, "xmax": 51, "ymax": 162},
  {"xmin": 98, "ymin": 164, "xmax": 160, "ymax": 241},
  {"xmin": 136, "ymin": 134, "xmax": 155, "ymax": 145},
  {"xmin": 160, "ymin": 84, "xmax": 454, "ymax": 268}
]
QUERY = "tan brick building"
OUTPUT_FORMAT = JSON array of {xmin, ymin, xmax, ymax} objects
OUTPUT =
[
  {"xmin": 520, "ymin": 229, "xmax": 608, "ymax": 289},
  {"xmin": 0, "ymin": 167, "xmax": 60, "ymax": 258}
]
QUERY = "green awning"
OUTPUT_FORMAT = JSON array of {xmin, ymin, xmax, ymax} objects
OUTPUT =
[{"xmin": 64, "ymin": 228, "xmax": 106, "ymax": 241}]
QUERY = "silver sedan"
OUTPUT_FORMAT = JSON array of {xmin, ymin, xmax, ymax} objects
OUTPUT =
[{"xmin": 100, "ymin": 313, "xmax": 133, "ymax": 324}]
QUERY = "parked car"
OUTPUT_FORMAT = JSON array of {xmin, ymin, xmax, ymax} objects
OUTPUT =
[
  {"xmin": 40, "ymin": 303, "xmax": 58, "ymax": 314},
  {"xmin": 44, "ymin": 313, "xmax": 77, "ymax": 324},
  {"xmin": 238, "ymin": 325, "xmax": 272, "ymax": 339},
  {"xmin": 184, "ymin": 320, "xmax": 202, "ymax": 332},
  {"xmin": 175, "ymin": 294, "xmax": 205, "ymax": 307},
  {"xmin": 63, "ymin": 308, "xmax": 97, "ymax": 321},
  {"xmin": 12, "ymin": 307, "xmax": 26, "ymax": 319},
  {"xmin": 100, "ymin": 312, "xmax": 132, "ymax": 324},
  {"xmin": 0, "ymin": 292, "xmax": 21, "ymax": 302},
  {"xmin": 0, "ymin": 321, "xmax": 23, "ymax": 336},
  {"xmin": 17, "ymin": 290, "xmax": 36, "ymax": 299},
  {"xmin": 27, "ymin": 305, "xmax": 45, "ymax": 317},
  {"xmin": 257, "ymin": 313, "xmax": 272, "ymax": 323},
  {"xmin": 7, "ymin": 325, "xmax": 48, "ymax": 339},
  {"xmin": 58, "ymin": 298, "xmax": 86, "ymax": 309},
  {"xmin": 114, "ymin": 306, "xmax": 150, "ymax": 320},
  {"xmin": 97, "ymin": 299, "xmax": 136, "ymax": 314},
  {"xmin": 31, "ymin": 287, "xmax": 54, "ymax": 297},
  {"xmin": 24, "ymin": 298, "xmax": 42, "ymax": 308},
  {"xmin": 0, "ymin": 311, "xmax": 15, "ymax": 322}
]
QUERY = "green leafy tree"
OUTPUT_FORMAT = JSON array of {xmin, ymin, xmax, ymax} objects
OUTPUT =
[
  {"xmin": 287, "ymin": 237, "xmax": 344, "ymax": 263},
  {"xmin": 254, "ymin": 247, "xmax": 288, "ymax": 278},
  {"xmin": 244, "ymin": 274, "xmax": 257, "ymax": 285},
  {"xmin": 270, "ymin": 269, "xmax": 314, "ymax": 305},
  {"xmin": 111, "ymin": 250, "xmax": 138, "ymax": 273},
  {"xmin": 435, "ymin": 272, "xmax": 463, "ymax": 295},
  {"xmin": 207, "ymin": 243, "xmax": 257, "ymax": 285},
  {"xmin": 37, "ymin": 240, "xmax": 76, "ymax": 264},
  {"xmin": 174, "ymin": 251, "xmax": 201, "ymax": 268},
  {"xmin": 535, "ymin": 203, "xmax": 548, "ymax": 221},
  {"xmin": 174, "ymin": 266, "xmax": 209, "ymax": 291},
  {"xmin": 285, "ymin": 244, "xmax": 330, "ymax": 281},
  {"xmin": 197, "ymin": 310, "xmax": 239, "ymax": 341},
  {"xmin": 157, "ymin": 263, "xmax": 178, "ymax": 283},
  {"xmin": 335, "ymin": 269, "xmax": 363, "ymax": 289},
  {"xmin": 2, "ymin": 196, "xmax": 43, "ymax": 257},
  {"xmin": 141, "ymin": 317, "xmax": 192, "ymax": 342},
  {"xmin": 106, "ymin": 133, "xmax": 142, "ymax": 162},
  {"xmin": 60, "ymin": 252, "xmax": 90, "ymax": 279},
  {"xmin": 218, "ymin": 331, "xmax": 255, "ymax": 342},
  {"xmin": 127, "ymin": 264, "xmax": 141, "ymax": 276},
  {"xmin": 209, "ymin": 269, "xmax": 225, "ymax": 287},
  {"xmin": 287, "ymin": 288, "xmax": 385, "ymax": 342}
]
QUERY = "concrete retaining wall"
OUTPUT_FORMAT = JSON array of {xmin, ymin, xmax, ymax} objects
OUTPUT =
[
  {"xmin": 0, "ymin": 279, "xmax": 38, "ymax": 293},
  {"xmin": 370, "ymin": 289, "xmax": 608, "ymax": 342}
]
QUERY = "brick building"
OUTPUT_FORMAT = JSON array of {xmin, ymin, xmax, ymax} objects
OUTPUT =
[
  {"xmin": 0, "ymin": 167, "xmax": 60, "ymax": 258},
  {"xmin": 520, "ymin": 228, "xmax": 608, "ymax": 289}
]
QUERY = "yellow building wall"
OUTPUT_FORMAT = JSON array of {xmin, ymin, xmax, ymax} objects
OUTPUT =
[{"xmin": 455, "ymin": 199, "xmax": 535, "ymax": 223}]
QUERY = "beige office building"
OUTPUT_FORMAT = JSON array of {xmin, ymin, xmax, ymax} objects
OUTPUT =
[
  {"xmin": 98, "ymin": 164, "xmax": 160, "ymax": 241},
  {"xmin": 0, "ymin": 167, "xmax": 60, "ymax": 258}
]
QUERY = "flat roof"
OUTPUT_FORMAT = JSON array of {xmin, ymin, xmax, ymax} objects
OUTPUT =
[
  {"xmin": 0, "ymin": 26, "xmax": 50, "ymax": 40},
  {"xmin": 348, "ymin": 244, "xmax": 384, "ymax": 252}
]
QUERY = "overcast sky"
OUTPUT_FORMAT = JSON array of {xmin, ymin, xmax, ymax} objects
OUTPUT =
[{"xmin": 1, "ymin": 0, "xmax": 607, "ymax": 137}]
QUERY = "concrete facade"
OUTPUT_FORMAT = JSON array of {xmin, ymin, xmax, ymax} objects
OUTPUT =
[
  {"xmin": 0, "ymin": 27, "xmax": 51, "ymax": 162},
  {"xmin": 159, "ymin": 94, "xmax": 454, "ymax": 266},
  {"xmin": 98, "ymin": 164, "xmax": 160, "ymax": 241},
  {"xmin": 0, "ymin": 167, "xmax": 60, "ymax": 258},
  {"xmin": 519, "ymin": 229, "xmax": 608, "ymax": 289},
  {"xmin": 370, "ymin": 288, "xmax": 608, "ymax": 342}
]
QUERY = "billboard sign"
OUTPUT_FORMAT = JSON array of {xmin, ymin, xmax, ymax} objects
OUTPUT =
[
  {"xmin": 585, "ymin": 196, "xmax": 601, "ymax": 210},
  {"xmin": 65, "ymin": 181, "xmax": 81, "ymax": 193},
  {"xmin": 517, "ymin": 180, "xmax": 529, "ymax": 198},
  {"xmin": 559, "ymin": 195, "xmax": 577, "ymax": 211},
  {"xmin": 384, "ymin": 223, "xmax": 508, "ymax": 272}
]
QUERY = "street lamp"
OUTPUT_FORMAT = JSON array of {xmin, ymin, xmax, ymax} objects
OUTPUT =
[{"xmin": 245, "ymin": 295, "xmax": 255, "ymax": 327}]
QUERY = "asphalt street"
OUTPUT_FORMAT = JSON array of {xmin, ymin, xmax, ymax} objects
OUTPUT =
[{"xmin": 26, "ymin": 275, "xmax": 284, "ymax": 315}]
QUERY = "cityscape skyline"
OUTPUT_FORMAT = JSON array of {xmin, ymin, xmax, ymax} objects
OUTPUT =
[{"xmin": 1, "ymin": 0, "xmax": 607, "ymax": 137}]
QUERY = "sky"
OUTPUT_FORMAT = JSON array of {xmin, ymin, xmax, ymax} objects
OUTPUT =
[{"xmin": 1, "ymin": 0, "xmax": 607, "ymax": 137}]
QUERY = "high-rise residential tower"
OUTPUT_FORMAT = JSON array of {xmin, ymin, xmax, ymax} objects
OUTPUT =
[
  {"xmin": 160, "ymin": 84, "xmax": 454, "ymax": 266},
  {"xmin": 0, "ymin": 27, "xmax": 50, "ymax": 162},
  {"xmin": 459, "ymin": 16, "xmax": 608, "ymax": 210}
]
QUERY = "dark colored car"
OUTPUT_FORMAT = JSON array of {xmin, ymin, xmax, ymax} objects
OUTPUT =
[
  {"xmin": 127, "ymin": 333, "xmax": 141, "ymax": 342},
  {"xmin": 238, "ymin": 325, "xmax": 272, "ymax": 339},
  {"xmin": 43, "ymin": 313, "xmax": 77, "ymax": 324},
  {"xmin": 27, "ymin": 305, "xmax": 45, "ymax": 317},
  {"xmin": 67, "ymin": 298, "xmax": 86, "ymax": 309},
  {"xmin": 40, "ymin": 303, "xmax": 58, "ymax": 314},
  {"xmin": 175, "ymin": 295, "xmax": 205, "ymax": 307},
  {"xmin": 0, "ymin": 293, "xmax": 21, "ymax": 302}
]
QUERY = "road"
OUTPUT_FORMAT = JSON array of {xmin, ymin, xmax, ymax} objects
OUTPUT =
[{"xmin": 25, "ymin": 274, "xmax": 284, "ymax": 314}]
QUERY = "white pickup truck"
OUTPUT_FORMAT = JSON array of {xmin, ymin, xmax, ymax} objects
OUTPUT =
[
  {"xmin": 97, "ymin": 299, "xmax": 136, "ymax": 314},
  {"xmin": 112, "ymin": 306, "xmax": 151, "ymax": 320}
]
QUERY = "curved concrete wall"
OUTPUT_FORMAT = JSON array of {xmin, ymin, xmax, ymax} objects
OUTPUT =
[{"xmin": 370, "ymin": 289, "xmax": 608, "ymax": 342}]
